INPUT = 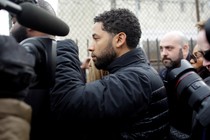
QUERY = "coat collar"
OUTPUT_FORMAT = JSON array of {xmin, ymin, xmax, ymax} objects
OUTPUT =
[{"xmin": 106, "ymin": 47, "xmax": 148, "ymax": 73}]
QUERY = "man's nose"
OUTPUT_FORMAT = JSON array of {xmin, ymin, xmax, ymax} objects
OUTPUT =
[{"xmin": 88, "ymin": 43, "xmax": 95, "ymax": 51}]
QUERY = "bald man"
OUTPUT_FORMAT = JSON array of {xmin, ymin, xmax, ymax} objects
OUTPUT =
[
  {"xmin": 159, "ymin": 31, "xmax": 190, "ymax": 69},
  {"xmin": 159, "ymin": 31, "xmax": 193, "ymax": 140}
]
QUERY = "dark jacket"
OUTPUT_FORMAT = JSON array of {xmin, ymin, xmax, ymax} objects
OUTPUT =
[
  {"xmin": 22, "ymin": 37, "xmax": 58, "ymax": 140},
  {"xmin": 50, "ymin": 42, "xmax": 169, "ymax": 140},
  {"xmin": 23, "ymin": 38, "xmax": 87, "ymax": 140}
]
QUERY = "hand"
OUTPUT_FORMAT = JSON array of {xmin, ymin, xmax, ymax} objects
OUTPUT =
[{"xmin": 80, "ymin": 57, "xmax": 92, "ymax": 70}]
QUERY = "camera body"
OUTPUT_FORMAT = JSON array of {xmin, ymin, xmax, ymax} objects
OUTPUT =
[{"xmin": 167, "ymin": 59, "xmax": 210, "ymax": 126}]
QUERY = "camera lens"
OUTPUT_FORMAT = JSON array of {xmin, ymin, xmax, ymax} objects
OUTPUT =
[{"xmin": 167, "ymin": 59, "xmax": 210, "ymax": 111}]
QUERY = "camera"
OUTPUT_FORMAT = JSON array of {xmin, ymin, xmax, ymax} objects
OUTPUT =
[{"xmin": 167, "ymin": 59, "xmax": 210, "ymax": 126}]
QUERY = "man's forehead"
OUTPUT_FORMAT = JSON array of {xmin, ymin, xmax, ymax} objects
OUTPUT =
[
  {"xmin": 92, "ymin": 22, "xmax": 105, "ymax": 35},
  {"xmin": 93, "ymin": 22, "xmax": 103, "ymax": 30},
  {"xmin": 160, "ymin": 39, "xmax": 181, "ymax": 49}
]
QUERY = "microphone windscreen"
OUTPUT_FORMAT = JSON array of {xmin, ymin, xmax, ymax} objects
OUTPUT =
[{"xmin": 17, "ymin": 2, "xmax": 70, "ymax": 36}]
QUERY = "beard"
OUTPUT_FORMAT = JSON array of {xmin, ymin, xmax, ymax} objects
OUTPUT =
[
  {"xmin": 93, "ymin": 41, "xmax": 117, "ymax": 70},
  {"xmin": 162, "ymin": 48, "xmax": 184, "ymax": 68},
  {"xmin": 10, "ymin": 25, "xmax": 28, "ymax": 43}
]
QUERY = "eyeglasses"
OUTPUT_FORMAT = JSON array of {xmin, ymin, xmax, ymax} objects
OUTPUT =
[{"xmin": 190, "ymin": 51, "xmax": 204, "ymax": 63}]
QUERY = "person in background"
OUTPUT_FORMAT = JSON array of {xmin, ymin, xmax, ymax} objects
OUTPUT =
[
  {"xmin": 159, "ymin": 31, "xmax": 192, "ymax": 140},
  {"xmin": 190, "ymin": 44, "xmax": 210, "ymax": 79},
  {"xmin": 196, "ymin": 20, "xmax": 210, "ymax": 85},
  {"xmin": 9, "ymin": 0, "xmax": 58, "ymax": 140},
  {"xmin": 50, "ymin": 8, "xmax": 169, "ymax": 140},
  {"xmin": 0, "ymin": 35, "xmax": 34, "ymax": 140},
  {"xmin": 192, "ymin": 19, "xmax": 210, "ymax": 140}
]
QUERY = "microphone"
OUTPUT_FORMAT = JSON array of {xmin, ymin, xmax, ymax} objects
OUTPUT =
[{"xmin": 0, "ymin": 0, "xmax": 70, "ymax": 36}]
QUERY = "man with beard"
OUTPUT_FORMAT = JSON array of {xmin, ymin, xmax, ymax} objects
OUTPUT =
[
  {"xmin": 10, "ymin": 0, "xmax": 56, "ymax": 43},
  {"xmin": 9, "ymin": 0, "xmax": 59, "ymax": 140},
  {"xmin": 50, "ymin": 8, "xmax": 169, "ymax": 140},
  {"xmin": 159, "ymin": 31, "xmax": 193, "ymax": 140}
]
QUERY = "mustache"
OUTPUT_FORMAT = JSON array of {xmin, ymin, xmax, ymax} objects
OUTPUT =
[
  {"xmin": 91, "ymin": 54, "xmax": 96, "ymax": 58},
  {"xmin": 162, "ymin": 57, "xmax": 171, "ymax": 61}
]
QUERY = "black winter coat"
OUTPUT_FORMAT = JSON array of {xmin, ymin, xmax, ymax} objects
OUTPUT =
[
  {"xmin": 23, "ymin": 37, "xmax": 58, "ymax": 140},
  {"xmin": 24, "ymin": 38, "xmax": 87, "ymax": 140},
  {"xmin": 50, "ymin": 40, "xmax": 169, "ymax": 140}
]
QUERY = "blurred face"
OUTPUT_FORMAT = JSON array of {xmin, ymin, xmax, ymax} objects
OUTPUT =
[
  {"xmin": 159, "ymin": 37, "xmax": 184, "ymax": 68},
  {"xmin": 190, "ymin": 45, "xmax": 204, "ymax": 70},
  {"xmin": 10, "ymin": 16, "xmax": 28, "ymax": 43},
  {"xmin": 88, "ymin": 22, "xmax": 117, "ymax": 70},
  {"xmin": 197, "ymin": 29, "xmax": 210, "ymax": 71}
]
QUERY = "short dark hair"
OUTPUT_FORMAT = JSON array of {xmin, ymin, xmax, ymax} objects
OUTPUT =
[{"xmin": 94, "ymin": 8, "xmax": 141, "ymax": 49}]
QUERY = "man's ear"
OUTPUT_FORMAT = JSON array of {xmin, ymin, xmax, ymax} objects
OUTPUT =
[
  {"xmin": 115, "ymin": 32, "xmax": 126, "ymax": 48},
  {"xmin": 182, "ymin": 44, "xmax": 190, "ymax": 59},
  {"xmin": 26, "ymin": 28, "xmax": 42, "ymax": 37},
  {"xmin": 26, "ymin": 28, "xmax": 33, "ymax": 33},
  {"xmin": 26, "ymin": 28, "xmax": 35, "ymax": 37},
  {"xmin": 183, "ymin": 44, "xmax": 189, "ymax": 51}
]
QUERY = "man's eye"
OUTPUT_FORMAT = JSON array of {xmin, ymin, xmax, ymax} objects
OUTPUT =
[{"xmin": 167, "ymin": 47, "xmax": 173, "ymax": 51}]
